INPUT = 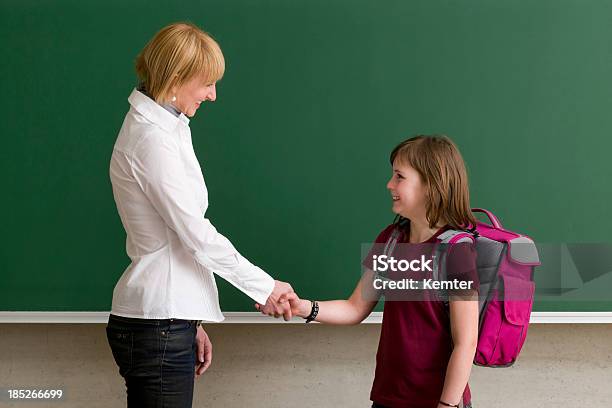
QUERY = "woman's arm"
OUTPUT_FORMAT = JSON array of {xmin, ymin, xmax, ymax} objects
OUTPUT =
[
  {"xmin": 130, "ymin": 133, "xmax": 275, "ymax": 305},
  {"xmin": 284, "ymin": 269, "xmax": 380, "ymax": 325},
  {"xmin": 438, "ymin": 297, "xmax": 479, "ymax": 408}
]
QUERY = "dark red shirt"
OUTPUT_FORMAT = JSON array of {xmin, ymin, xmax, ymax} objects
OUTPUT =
[{"xmin": 364, "ymin": 223, "xmax": 478, "ymax": 408}]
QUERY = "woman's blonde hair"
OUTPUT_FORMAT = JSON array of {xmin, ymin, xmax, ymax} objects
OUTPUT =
[
  {"xmin": 135, "ymin": 22, "xmax": 225, "ymax": 104},
  {"xmin": 390, "ymin": 135, "xmax": 477, "ymax": 230}
]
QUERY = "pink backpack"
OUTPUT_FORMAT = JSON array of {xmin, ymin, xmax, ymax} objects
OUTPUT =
[{"xmin": 434, "ymin": 208, "xmax": 539, "ymax": 367}]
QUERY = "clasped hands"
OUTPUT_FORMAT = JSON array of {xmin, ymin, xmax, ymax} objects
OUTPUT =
[{"xmin": 254, "ymin": 280, "xmax": 309, "ymax": 321}]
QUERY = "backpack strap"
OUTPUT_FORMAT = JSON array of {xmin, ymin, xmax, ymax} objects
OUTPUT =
[
  {"xmin": 379, "ymin": 227, "xmax": 475, "ymax": 293},
  {"xmin": 437, "ymin": 230, "xmax": 476, "ymax": 245},
  {"xmin": 372, "ymin": 226, "xmax": 404, "ymax": 285},
  {"xmin": 382, "ymin": 226, "xmax": 403, "ymax": 257},
  {"xmin": 433, "ymin": 230, "xmax": 476, "ymax": 304}
]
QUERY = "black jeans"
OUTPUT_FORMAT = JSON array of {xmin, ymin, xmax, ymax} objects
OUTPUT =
[{"xmin": 106, "ymin": 314, "xmax": 198, "ymax": 408}]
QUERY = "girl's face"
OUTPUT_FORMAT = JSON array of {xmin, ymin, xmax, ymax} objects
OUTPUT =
[
  {"xmin": 386, "ymin": 160, "xmax": 428, "ymax": 221},
  {"xmin": 172, "ymin": 75, "xmax": 217, "ymax": 117}
]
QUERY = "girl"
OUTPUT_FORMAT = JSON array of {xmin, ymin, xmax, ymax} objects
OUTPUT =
[{"xmin": 263, "ymin": 135, "xmax": 480, "ymax": 408}]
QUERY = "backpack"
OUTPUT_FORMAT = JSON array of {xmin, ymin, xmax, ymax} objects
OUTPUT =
[{"xmin": 385, "ymin": 208, "xmax": 539, "ymax": 367}]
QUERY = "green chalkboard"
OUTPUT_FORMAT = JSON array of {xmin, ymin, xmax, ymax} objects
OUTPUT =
[{"xmin": 1, "ymin": 0, "xmax": 611, "ymax": 312}]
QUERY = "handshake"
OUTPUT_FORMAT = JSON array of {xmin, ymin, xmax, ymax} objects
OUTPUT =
[{"xmin": 254, "ymin": 280, "xmax": 311, "ymax": 321}]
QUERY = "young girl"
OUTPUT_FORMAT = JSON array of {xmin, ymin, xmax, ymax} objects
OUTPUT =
[{"xmin": 263, "ymin": 135, "xmax": 480, "ymax": 408}]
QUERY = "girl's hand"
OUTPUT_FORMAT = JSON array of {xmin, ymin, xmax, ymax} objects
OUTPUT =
[
  {"xmin": 255, "ymin": 292, "xmax": 311, "ymax": 319},
  {"xmin": 281, "ymin": 292, "xmax": 312, "ymax": 319}
]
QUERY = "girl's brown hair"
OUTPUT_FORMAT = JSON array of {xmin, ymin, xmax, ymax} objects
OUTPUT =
[{"xmin": 390, "ymin": 135, "xmax": 477, "ymax": 230}]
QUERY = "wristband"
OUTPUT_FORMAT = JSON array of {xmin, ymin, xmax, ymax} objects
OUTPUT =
[
  {"xmin": 439, "ymin": 401, "xmax": 459, "ymax": 407},
  {"xmin": 305, "ymin": 300, "xmax": 319, "ymax": 323}
]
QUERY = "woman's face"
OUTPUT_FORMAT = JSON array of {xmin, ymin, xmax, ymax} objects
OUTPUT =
[
  {"xmin": 172, "ymin": 75, "xmax": 217, "ymax": 117},
  {"xmin": 386, "ymin": 160, "xmax": 428, "ymax": 220}
]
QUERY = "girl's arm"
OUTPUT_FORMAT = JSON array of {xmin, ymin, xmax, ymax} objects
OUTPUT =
[
  {"xmin": 287, "ymin": 269, "xmax": 380, "ymax": 325},
  {"xmin": 438, "ymin": 297, "xmax": 479, "ymax": 408}
]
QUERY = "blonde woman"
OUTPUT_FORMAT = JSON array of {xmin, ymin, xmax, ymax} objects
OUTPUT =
[{"xmin": 107, "ymin": 22, "xmax": 294, "ymax": 408}]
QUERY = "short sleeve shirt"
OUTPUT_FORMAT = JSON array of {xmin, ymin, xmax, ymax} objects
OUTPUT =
[{"xmin": 363, "ymin": 223, "xmax": 478, "ymax": 408}]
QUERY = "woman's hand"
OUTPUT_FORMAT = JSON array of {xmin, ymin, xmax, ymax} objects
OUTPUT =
[
  {"xmin": 195, "ymin": 325, "xmax": 212, "ymax": 377},
  {"xmin": 255, "ymin": 280, "xmax": 295, "ymax": 320}
]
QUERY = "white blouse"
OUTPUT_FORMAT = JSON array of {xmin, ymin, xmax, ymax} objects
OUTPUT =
[{"xmin": 108, "ymin": 89, "xmax": 274, "ymax": 321}]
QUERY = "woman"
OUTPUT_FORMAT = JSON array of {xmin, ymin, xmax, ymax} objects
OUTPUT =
[{"xmin": 107, "ymin": 22, "xmax": 293, "ymax": 408}]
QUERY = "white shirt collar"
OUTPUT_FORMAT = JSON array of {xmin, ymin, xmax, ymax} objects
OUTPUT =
[{"xmin": 127, "ymin": 88, "xmax": 190, "ymax": 133}]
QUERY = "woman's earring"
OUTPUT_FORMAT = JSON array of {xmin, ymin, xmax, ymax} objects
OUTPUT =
[{"xmin": 171, "ymin": 95, "xmax": 177, "ymax": 102}]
